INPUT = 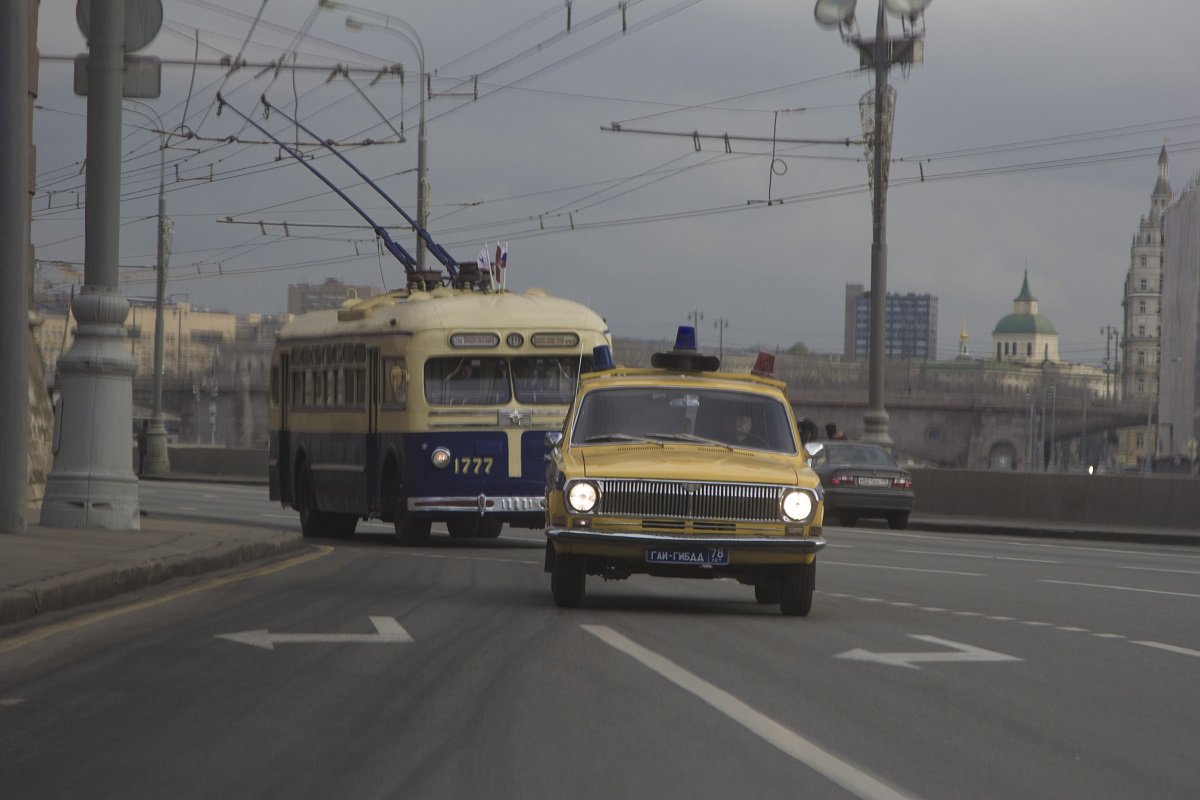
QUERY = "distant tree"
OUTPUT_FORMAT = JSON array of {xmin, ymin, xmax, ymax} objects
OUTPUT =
[{"xmin": 787, "ymin": 342, "xmax": 809, "ymax": 357}]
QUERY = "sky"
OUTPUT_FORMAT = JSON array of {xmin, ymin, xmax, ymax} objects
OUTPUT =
[{"xmin": 30, "ymin": 0, "xmax": 1200, "ymax": 363}]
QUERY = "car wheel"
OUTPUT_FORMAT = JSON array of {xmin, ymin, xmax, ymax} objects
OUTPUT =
[
  {"xmin": 447, "ymin": 517, "xmax": 480, "ymax": 538},
  {"xmin": 476, "ymin": 518, "xmax": 504, "ymax": 538},
  {"xmin": 887, "ymin": 511, "xmax": 909, "ymax": 530},
  {"xmin": 780, "ymin": 561, "xmax": 815, "ymax": 617},
  {"xmin": 754, "ymin": 575, "xmax": 781, "ymax": 604},
  {"xmin": 552, "ymin": 553, "xmax": 586, "ymax": 608}
]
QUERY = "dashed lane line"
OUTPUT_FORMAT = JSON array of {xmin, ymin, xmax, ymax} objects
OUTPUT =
[{"xmin": 823, "ymin": 592, "xmax": 1195, "ymax": 658}]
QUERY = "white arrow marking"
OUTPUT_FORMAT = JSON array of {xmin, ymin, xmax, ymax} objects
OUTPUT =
[
  {"xmin": 836, "ymin": 635, "xmax": 1021, "ymax": 670},
  {"xmin": 216, "ymin": 616, "xmax": 414, "ymax": 651}
]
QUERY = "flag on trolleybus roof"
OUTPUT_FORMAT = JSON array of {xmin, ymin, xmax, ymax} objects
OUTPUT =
[
  {"xmin": 477, "ymin": 244, "xmax": 492, "ymax": 279},
  {"xmin": 497, "ymin": 243, "xmax": 508, "ymax": 288}
]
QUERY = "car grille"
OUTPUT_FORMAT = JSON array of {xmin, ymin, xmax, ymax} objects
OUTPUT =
[{"xmin": 597, "ymin": 479, "xmax": 782, "ymax": 522}]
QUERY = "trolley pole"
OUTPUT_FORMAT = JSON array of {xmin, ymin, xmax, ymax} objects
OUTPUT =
[
  {"xmin": 41, "ymin": 0, "xmax": 141, "ymax": 529},
  {"xmin": 0, "ymin": 0, "xmax": 31, "ymax": 534}
]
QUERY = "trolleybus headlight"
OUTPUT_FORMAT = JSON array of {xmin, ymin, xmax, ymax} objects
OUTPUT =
[
  {"xmin": 431, "ymin": 447, "xmax": 452, "ymax": 469},
  {"xmin": 781, "ymin": 489, "xmax": 814, "ymax": 522},
  {"xmin": 566, "ymin": 480, "xmax": 599, "ymax": 514}
]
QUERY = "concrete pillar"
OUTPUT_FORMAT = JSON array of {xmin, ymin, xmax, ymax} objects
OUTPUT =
[{"xmin": 41, "ymin": 0, "xmax": 140, "ymax": 529}]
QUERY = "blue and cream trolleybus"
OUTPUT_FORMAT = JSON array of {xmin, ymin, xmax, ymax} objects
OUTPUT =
[{"xmin": 268, "ymin": 284, "xmax": 611, "ymax": 543}]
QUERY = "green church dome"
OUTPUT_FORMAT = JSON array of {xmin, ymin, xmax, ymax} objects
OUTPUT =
[{"xmin": 993, "ymin": 313, "xmax": 1057, "ymax": 335}]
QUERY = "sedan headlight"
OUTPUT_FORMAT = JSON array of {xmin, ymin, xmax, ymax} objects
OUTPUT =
[
  {"xmin": 566, "ymin": 480, "xmax": 599, "ymax": 513},
  {"xmin": 431, "ymin": 447, "xmax": 451, "ymax": 469},
  {"xmin": 781, "ymin": 489, "xmax": 815, "ymax": 522}
]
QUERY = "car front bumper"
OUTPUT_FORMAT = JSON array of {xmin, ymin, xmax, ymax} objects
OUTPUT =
[{"xmin": 546, "ymin": 526, "xmax": 825, "ymax": 563}]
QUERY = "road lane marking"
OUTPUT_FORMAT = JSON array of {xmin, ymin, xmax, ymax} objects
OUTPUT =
[
  {"xmin": 822, "ymin": 561, "xmax": 982, "ymax": 577},
  {"xmin": 837, "ymin": 635, "xmax": 1021, "ymax": 670},
  {"xmin": 216, "ymin": 616, "xmax": 413, "ymax": 650},
  {"xmin": 1133, "ymin": 641, "xmax": 1200, "ymax": 659},
  {"xmin": 1117, "ymin": 565, "xmax": 1200, "ymax": 576},
  {"xmin": 1041, "ymin": 580, "xmax": 1200, "ymax": 599},
  {"xmin": 0, "ymin": 546, "xmax": 333, "ymax": 656},
  {"xmin": 582, "ymin": 625, "xmax": 919, "ymax": 800},
  {"xmin": 898, "ymin": 549, "xmax": 1059, "ymax": 564}
]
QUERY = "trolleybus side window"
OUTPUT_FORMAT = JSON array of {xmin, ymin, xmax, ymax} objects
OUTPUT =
[
  {"xmin": 425, "ymin": 357, "xmax": 511, "ymax": 406},
  {"xmin": 511, "ymin": 355, "xmax": 591, "ymax": 405}
]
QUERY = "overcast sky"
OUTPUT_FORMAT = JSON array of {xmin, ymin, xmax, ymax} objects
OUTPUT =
[{"xmin": 31, "ymin": 0, "xmax": 1200, "ymax": 362}]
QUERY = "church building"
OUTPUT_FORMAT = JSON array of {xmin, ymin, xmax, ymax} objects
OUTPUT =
[{"xmin": 991, "ymin": 272, "xmax": 1060, "ymax": 364}]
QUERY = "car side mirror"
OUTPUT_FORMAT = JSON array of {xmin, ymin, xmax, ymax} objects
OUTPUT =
[
  {"xmin": 804, "ymin": 442, "xmax": 824, "ymax": 458},
  {"xmin": 545, "ymin": 431, "xmax": 564, "ymax": 448}
]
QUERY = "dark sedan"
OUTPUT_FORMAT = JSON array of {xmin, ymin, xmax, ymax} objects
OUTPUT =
[{"xmin": 808, "ymin": 441, "xmax": 915, "ymax": 529}]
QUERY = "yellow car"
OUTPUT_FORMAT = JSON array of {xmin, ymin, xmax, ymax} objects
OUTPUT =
[{"xmin": 544, "ymin": 328, "xmax": 826, "ymax": 616}]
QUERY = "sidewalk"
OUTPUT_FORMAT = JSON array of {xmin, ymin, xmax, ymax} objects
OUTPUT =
[{"xmin": 0, "ymin": 515, "xmax": 303, "ymax": 627}]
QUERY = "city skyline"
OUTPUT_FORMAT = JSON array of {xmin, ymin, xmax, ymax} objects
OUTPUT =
[{"xmin": 28, "ymin": 0, "xmax": 1200, "ymax": 363}]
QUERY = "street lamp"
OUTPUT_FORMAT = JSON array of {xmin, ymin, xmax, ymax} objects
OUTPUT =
[
  {"xmin": 813, "ymin": 0, "xmax": 930, "ymax": 448},
  {"xmin": 322, "ymin": 0, "xmax": 429, "ymax": 269},
  {"xmin": 125, "ymin": 100, "xmax": 172, "ymax": 477}
]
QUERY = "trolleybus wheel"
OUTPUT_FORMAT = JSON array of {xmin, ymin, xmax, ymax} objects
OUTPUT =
[
  {"xmin": 296, "ymin": 463, "xmax": 325, "ymax": 538},
  {"xmin": 447, "ymin": 517, "xmax": 479, "ymax": 538},
  {"xmin": 779, "ymin": 561, "xmax": 815, "ymax": 617},
  {"xmin": 476, "ymin": 518, "xmax": 503, "ymax": 538},
  {"xmin": 551, "ymin": 553, "xmax": 586, "ymax": 608},
  {"xmin": 394, "ymin": 516, "xmax": 431, "ymax": 545}
]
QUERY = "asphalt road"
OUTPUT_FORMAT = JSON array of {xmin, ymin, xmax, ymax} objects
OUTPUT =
[{"xmin": 1, "ymin": 482, "xmax": 1197, "ymax": 799}]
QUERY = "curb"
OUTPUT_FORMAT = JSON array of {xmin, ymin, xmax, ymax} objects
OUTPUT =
[{"xmin": 0, "ymin": 532, "xmax": 304, "ymax": 627}]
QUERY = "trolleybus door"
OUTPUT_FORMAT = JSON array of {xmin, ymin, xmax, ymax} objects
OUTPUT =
[
  {"xmin": 367, "ymin": 347, "xmax": 380, "ymax": 513},
  {"xmin": 276, "ymin": 351, "xmax": 293, "ymax": 501}
]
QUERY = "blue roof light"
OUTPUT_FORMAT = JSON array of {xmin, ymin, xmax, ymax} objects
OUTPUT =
[
  {"xmin": 592, "ymin": 344, "xmax": 616, "ymax": 371},
  {"xmin": 673, "ymin": 325, "xmax": 698, "ymax": 352}
]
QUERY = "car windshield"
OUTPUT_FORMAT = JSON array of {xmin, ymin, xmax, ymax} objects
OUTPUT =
[
  {"xmin": 824, "ymin": 443, "xmax": 898, "ymax": 467},
  {"xmin": 571, "ymin": 386, "xmax": 797, "ymax": 454}
]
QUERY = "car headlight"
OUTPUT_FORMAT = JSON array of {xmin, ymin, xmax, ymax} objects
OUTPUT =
[
  {"xmin": 566, "ymin": 480, "xmax": 599, "ymax": 513},
  {"xmin": 781, "ymin": 489, "xmax": 815, "ymax": 522},
  {"xmin": 431, "ymin": 447, "xmax": 451, "ymax": 469}
]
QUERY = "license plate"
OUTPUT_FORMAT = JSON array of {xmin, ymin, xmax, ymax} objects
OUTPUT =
[
  {"xmin": 857, "ymin": 477, "xmax": 890, "ymax": 487},
  {"xmin": 646, "ymin": 547, "xmax": 730, "ymax": 566}
]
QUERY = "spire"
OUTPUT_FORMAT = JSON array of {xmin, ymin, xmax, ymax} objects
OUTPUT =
[
  {"xmin": 1015, "ymin": 270, "xmax": 1034, "ymax": 302},
  {"xmin": 1153, "ymin": 142, "xmax": 1171, "ymax": 200}
]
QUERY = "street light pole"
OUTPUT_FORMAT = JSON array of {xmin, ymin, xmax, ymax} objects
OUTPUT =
[
  {"xmin": 329, "ymin": 1, "xmax": 429, "ymax": 269},
  {"xmin": 126, "ymin": 101, "xmax": 172, "ymax": 477},
  {"xmin": 814, "ymin": 0, "xmax": 928, "ymax": 449}
]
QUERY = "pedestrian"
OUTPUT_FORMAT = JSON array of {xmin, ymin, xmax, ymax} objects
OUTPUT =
[
  {"xmin": 797, "ymin": 418, "xmax": 818, "ymax": 445},
  {"xmin": 825, "ymin": 422, "xmax": 846, "ymax": 440}
]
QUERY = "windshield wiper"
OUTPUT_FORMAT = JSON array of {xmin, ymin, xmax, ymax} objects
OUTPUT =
[
  {"xmin": 645, "ymin": 432, "xmax": 734, "ymax": 450},
  {"xmin": 582, "ymin": 433, "xmax": 652, "ymax": 444}
]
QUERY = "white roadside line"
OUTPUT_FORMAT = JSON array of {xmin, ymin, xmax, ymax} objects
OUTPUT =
[
  {"xmin": 1133, "ymin": 641, "xmax": 1200, "ymax": 659},
  {"xmin": 897, "ymin": 549, "xmax": 1059, "ymax": 564},
  {"xmin": 582, "ymin": 624, "xmax": 919, "ymax": 800},
  {"xmin": 1040, "ymin": 579, "xmax": 1200, "ymax": 599},
  {"xmin": 821, "ymin": 561, "xmax": 982, "ymax": 577}
]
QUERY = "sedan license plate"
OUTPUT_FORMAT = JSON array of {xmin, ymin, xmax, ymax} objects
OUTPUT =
[
  {"xmin": 646, "ymin": 547, "xmax": 730, "ymax": 566},
  {"xmin": 856, "ymin": 477, "xmax": 890, "ymax": 487}
]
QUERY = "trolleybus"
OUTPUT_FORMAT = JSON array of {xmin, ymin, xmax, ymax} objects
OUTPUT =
[{"xmin": 268, "ymin": 284, "xmax": 611, "ymax": 543}]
